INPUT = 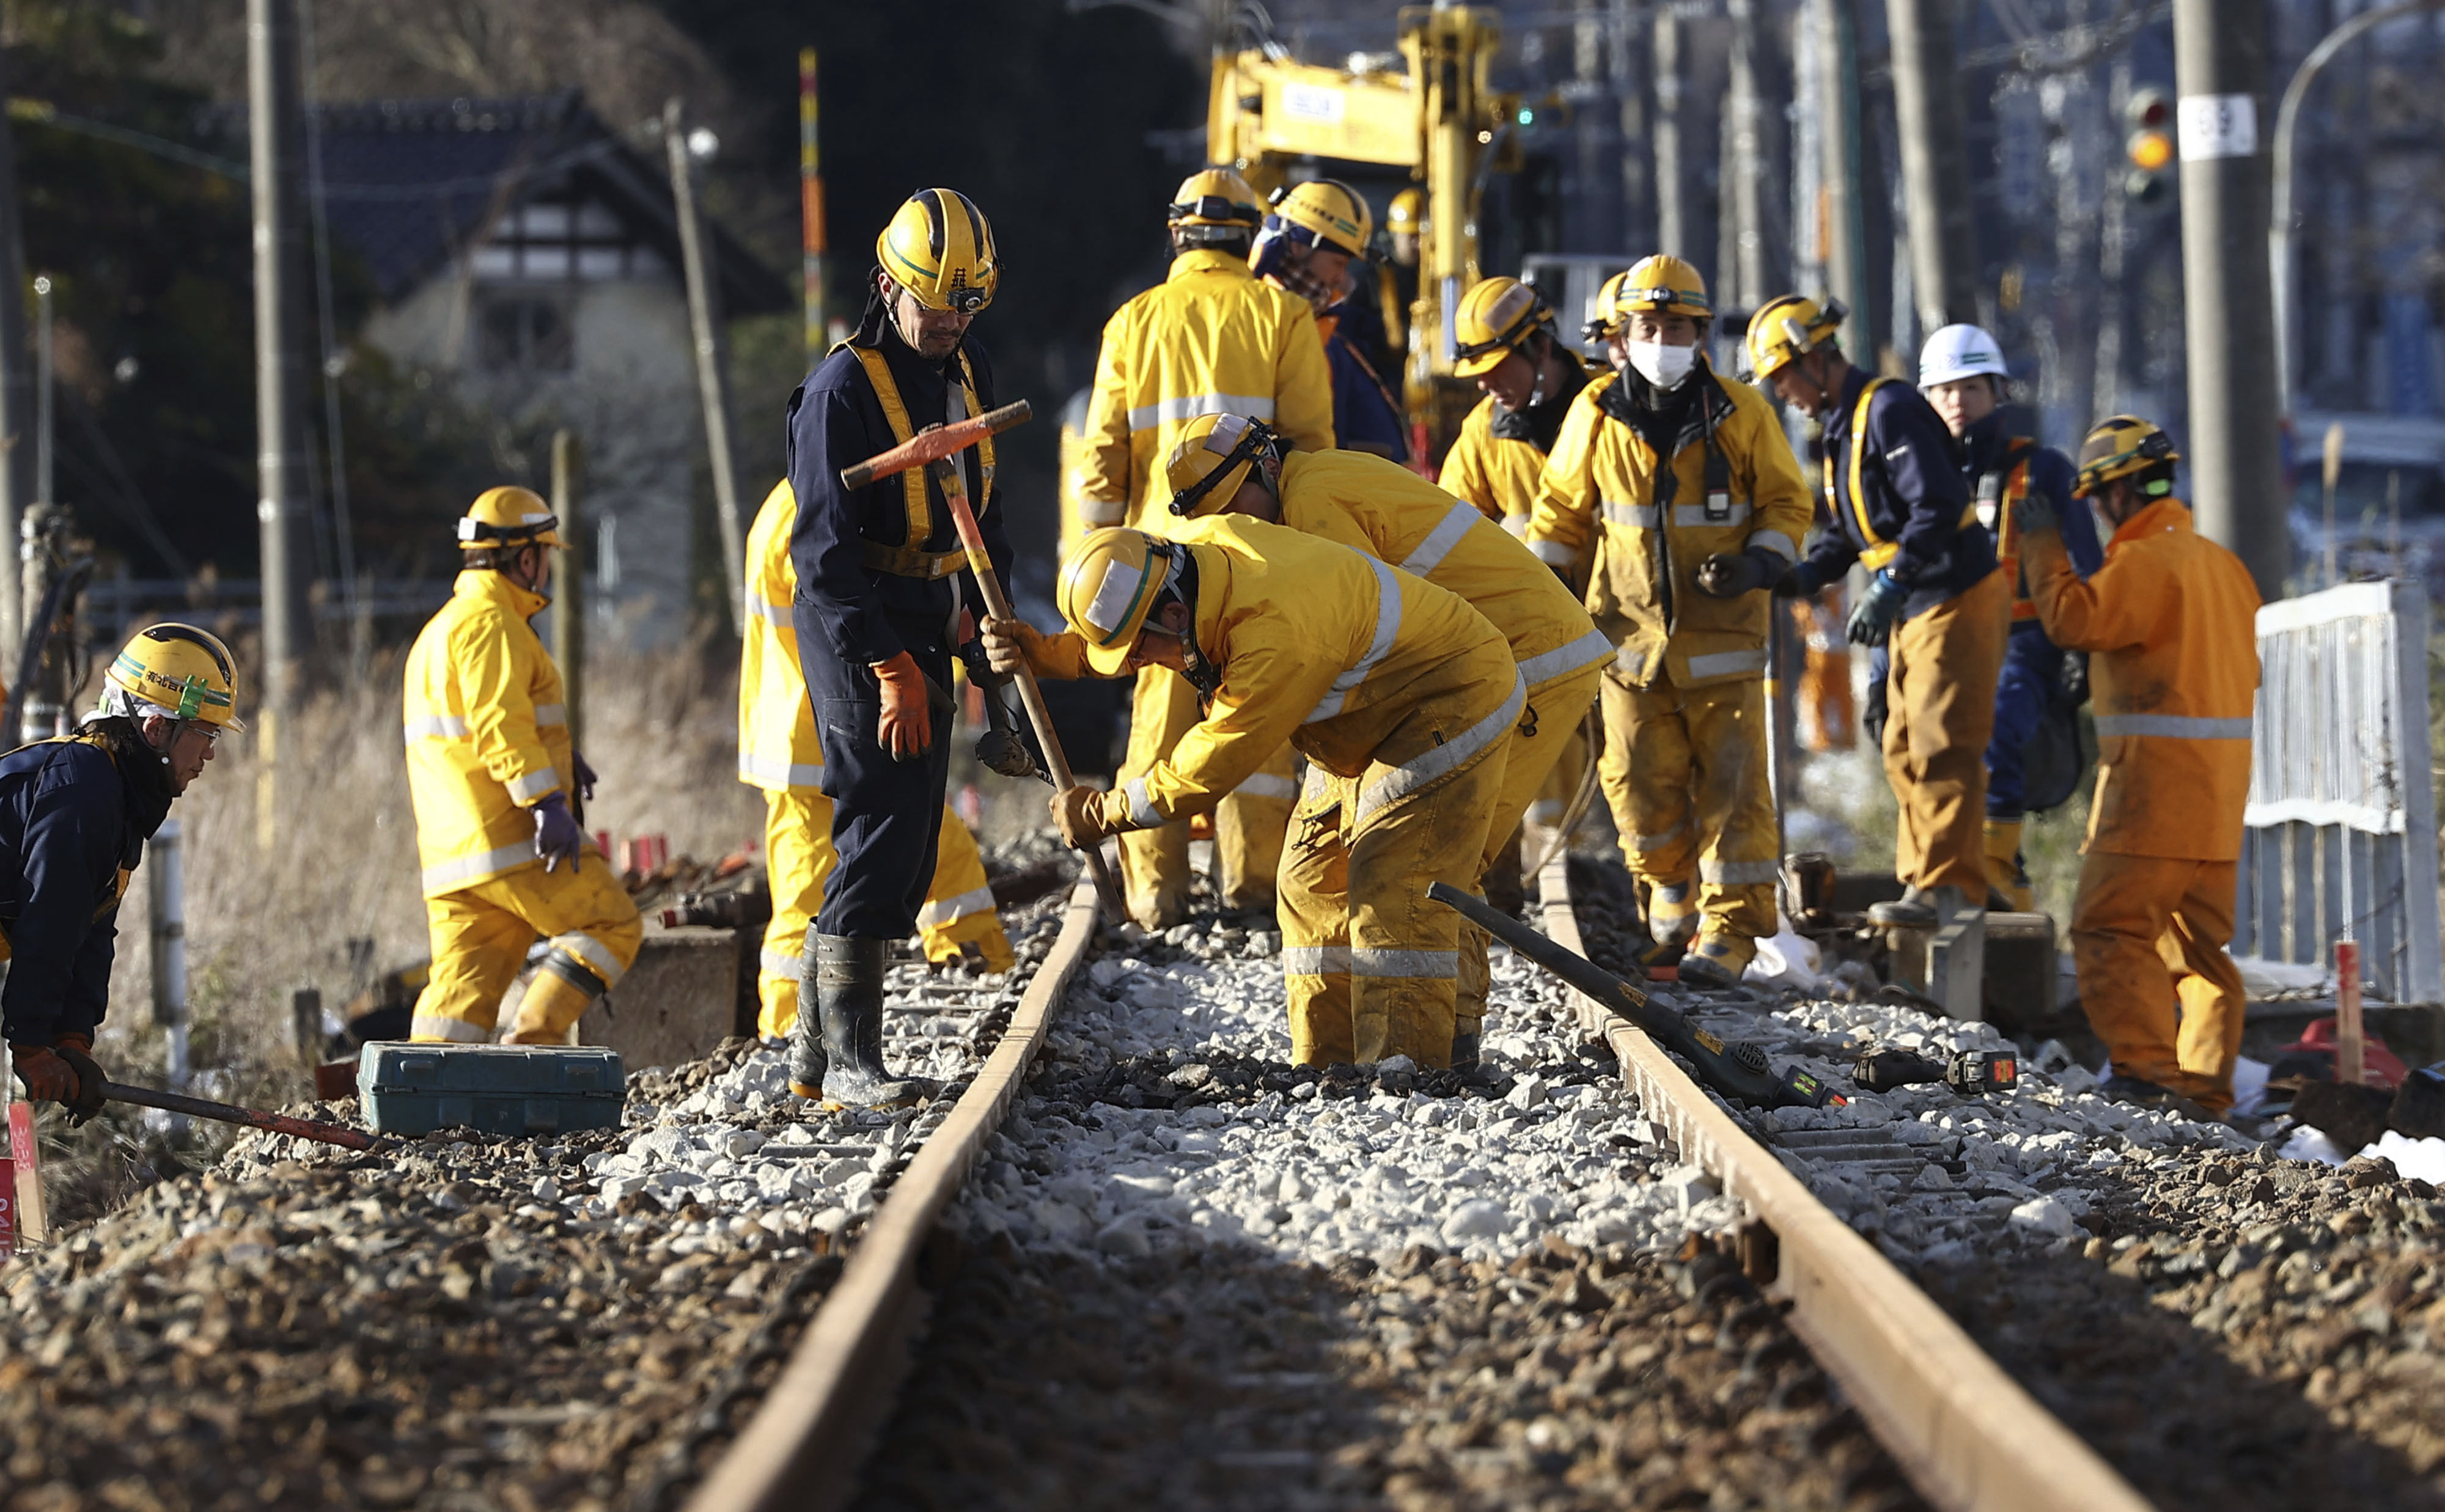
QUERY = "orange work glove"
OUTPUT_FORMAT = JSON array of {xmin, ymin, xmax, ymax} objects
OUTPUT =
[
  {"xmin": 11, "ymin": 1043, "xmax": 82, "ymax": 1107},
  {"xmin": 1051, "ymin": 785, "xmax": 1116, "ymax": 850},
  {"xmin": 871, "ymin": 651, "xmax": 933, "ymax": 761},
  {"xmin": 48, "ymin": 1033, "xmax": 108, "ymax": 1125}
]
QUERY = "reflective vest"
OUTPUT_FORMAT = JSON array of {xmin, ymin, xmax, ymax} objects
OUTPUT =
[
  {"xmin": 842, "ymin": 341, "xmax": 993, "ymax": 580},
  {"xmin": 1076, "ymin": 249, "xmax": 1336, "ymax": 530},
  {"xmin": 1831, "ymin": 377, "xmax": 1979, "ymax": 572},
  {"xmin": 1113, "ymin": 514, "xmax": 1518, "ymax": 830},
  {"xmin": 1976, "ymin": 438, "xmax": 2042, "ymax": 623},
  {"xmin": 403, "ymin": 570, "xmax": 572, "ymax": 897},
  {"xmin": 1528, "ymin": 369, "xmax": 1816, "ymax": 689},
  {"xmin": 1270, "ymin": 450, "xmax": 1610, "ymax": 694},
  {"xmin": 739, "ymin": 479, "xmax": 822, "ymax": 792}
]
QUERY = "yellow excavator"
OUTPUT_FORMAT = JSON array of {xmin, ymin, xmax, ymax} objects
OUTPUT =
[{"xmin": 1205, "ymin": 6, "xmax": 1522, "ymax": 466}]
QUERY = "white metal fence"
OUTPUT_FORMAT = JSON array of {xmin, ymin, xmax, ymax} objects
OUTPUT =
[{"xmin": 2237, "ymin": 578, "xmax": 2444, "ymax": 1004}]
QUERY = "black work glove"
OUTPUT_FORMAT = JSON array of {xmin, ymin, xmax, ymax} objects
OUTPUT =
[
  {"xmin": 51, "ymin": 1034, "xmax": 108, "ymax": 1127},
  {"xmin": 1845, "ymin": 571, "xmax": 1906, "ymax": 646},
  {"xmin": 2058, "ymin": 650, "xmax": 2090, "ymax": 708},
  {"xmin": 974, "ymin": 683, "xmax": 1046, "ymax": 784},
  {"xmin": 1694, "ymin": 548, "xmax": 1787, "ymax": 600},
  {"xmin": 1770, "ymin": 560, "xmax": 1825, "ymax": 600}
]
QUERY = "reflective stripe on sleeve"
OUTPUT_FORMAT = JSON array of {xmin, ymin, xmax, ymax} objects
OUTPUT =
[
  {"xmin": 746, "ymin": 595, "xmax": 791, "ymax": 622},
  {"xmin": 420, "ymin": 841, "xmax": 539, "ymax": 892},
  {"xmin": 1080, "ymin": 497, "xmax": 1127, "ymax": 529},
  {"xmin": 1699, "ymin": 857, "xmax": 1782, "ymax": 886},
  {"xmin": 1516, "ymin": 627, "xmax": 1614, "ymax": 689},
  {"xmin": 1282, "ymin": 944, "xmax": 1351, "ymax": 976},
  {"xmin": 1529, "ymin": 537, "xmax": 1576, "ymax": 567},
  {"xmin": 917, "ymin": 884, "xmax": 999, "ymax": 930},
  {"xmin": 1685, "ymin": 647, "xmax": 1771, "ymax": 680},
  {"xmin": 759, "ymin": 945, "xmax": 805, "ymax": 982},
  {"xmin": 1125, "ymin": 392, "xmax": 1278, "ymax": 432},
  {"xmin": 1503, "ymin": 512, "xmax": 1532, "ymax": 538},
  {"xmin": 1304, "ymin": 556, "xmax": 1405, "ymax": 724},
  {"xmin": 533, "ymin": 703, "xmax": 567, "ymax": 727},
  {"xmin": 1630, "ymin": 814, "xmax": 1693, "ymax": 853},
  {"xmin": 1398, "ymin": 502, "xmax": 1482, "ymax": 580},
  {"xmin": 1671, "ymin": 501, "xmax": 1752, "ymax": 529},
  {"xmin": 1123, "ymin": 777, "xmax": 1164, "ymax": 829},
  {"xmin": 507, "ymin": 769, "xmax": 559, "ymax": 804},
  {"xmin": 1355, "ymin": 670, "xmax": 1524, "ymax": 823},
  {"xmin": 410, "ymin": 1013, "xmax": 491, "ymax": 1043},
  {"xmin": 738, "ymin": 750, "xmax": 825, "ymax": 788},
  {"xmin": 1602, "ymin": 501, "xmax": 1661, "ymax": 529},
  {"xmin": 1746, "ymin": 528, "xmax": 1799, "ymax": 562},
  {"xmin": 1351, "ymin": 947, "xmax": 1460, "ymax": 979},
  {"xmin": 2094, "ymin": 713, "xmax": 2253, "ymax": 739},
  {"xmin": 404, "ymin": 714, "xmax": 469, "ymax": 739},
  {"xmin": 550, "ymin": 930, "xmax": 629, "ymax": 988},
  {"xmin": 1233, "ymin": 772, "xmax": 1300, "ymax": 803}
]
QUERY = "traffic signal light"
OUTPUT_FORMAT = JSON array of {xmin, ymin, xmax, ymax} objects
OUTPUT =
[{"xmin": 2124, "ymin": 87, "xmax": 2174, "ymax": 204}]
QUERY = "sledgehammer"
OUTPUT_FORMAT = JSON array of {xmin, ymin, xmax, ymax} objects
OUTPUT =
[
  {"xmin": 100, "ymin": 1079, "xmax": 391, "ymax": 1153},
  {"xmin": 839, "ymin": 398, "xmax": 1126, "ymax": 919}
]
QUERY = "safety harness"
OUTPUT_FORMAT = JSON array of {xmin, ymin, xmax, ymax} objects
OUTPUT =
[
  {"xmin": 840, "ymin": 342, "xmax": 996, "ymax": 579},
  {"xmin": 1827, "ymin": 377, "xmax": 1977, "ymax": 570},
  {"xmin": 1977, "ymin": 437, "xmax": 2040, "ymax": 622}
]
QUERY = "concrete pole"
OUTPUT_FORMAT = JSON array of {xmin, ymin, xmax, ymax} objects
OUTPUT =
[
  {"xmin": 550, "ymin": 428, "xmax": 585, "ymax": 762},
  {"xmin": 1820, "ymin": 0, "xmax": 1875, "ymax": 331},
  {"xmin": 2174, "ymin": 0, "xmax": 2288, "ymax": 598},
  {"xmin": 0, "ymin": 36, "xmax": 26, "ymax": 664},
  {"xmin": 249, "ymin": 0, "xmax": 314, "ymax": 848},
  {"xmin": 1652, "ymin": 8, "xmax": 1687, "ymax": 258},
  {"xmin": 1727, "ymin": 0, "xmax": 1771, "ymax": 312},
  {"xmin": 1612, "ymin": 0, "xmax": 1652, "ymax": 254},
  {"xmin": 1886, "ymin": 0, "xmax": 1980, "ymax": 333},
  {"xmin": 664, "ymin": 98, "xmax": 748, "ymax": 638}
]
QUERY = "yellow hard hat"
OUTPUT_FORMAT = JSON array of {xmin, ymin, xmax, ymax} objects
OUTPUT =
[
  {"xmin": 1265, "ymin": 178, "xmax": 1372, "ymax": 258},
  {"xmin": 1614, "ymin": 255, "xmax": 1712, "ymax": 321},
  {"xmin": 1059, "ymin": 527, "xmax": 1183, "ymax": 676},
  {"xmin": 1744, "ymin": 293, "xmax": 1846, "ymax": 381},
  {"xmin": 106, "ymin": 622, "xmax": 244, "ymax": 731},
  {"xmin": 1168, "ymin": 168, "xmax": 1262, "ymax": 229},
  {"xmin": 1583, "ymin": 269, "xmax": 1633, "ymax": 343},
  {"xmin": 1453, "ymin": 276, "xmax": 1553, "ymax": 379},
  {"xmin": 1387, "ymin": 186, "xmax": 1425, "ymax": 232},
  {"xmin": 1164, "ymin": 411, "xmax": 1280, "ymax": 518},
  {"xmin": 457, "ymin": 485, "xmax": 561, "ymax": 550},
  {"xmin": 2073, "ymin": 415, "xmax": 2180, "ymax": 499},
  {"xmin": 875, "ymin": 188, "xmax": 998, "ymax": 315}
]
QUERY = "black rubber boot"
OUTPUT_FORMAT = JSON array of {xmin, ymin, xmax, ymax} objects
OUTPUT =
[
  {"xmin": 785, "ymin": 926, "xmax": 828, "ymax": 1099},
  {"xmin": 816, "ymin": 933, "xmax": 921, "ymax": 1109}
]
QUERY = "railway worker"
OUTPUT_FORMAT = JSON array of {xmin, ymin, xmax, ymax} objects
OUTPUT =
[
  {"xmin": 1253, "ymin": 179, "xmax": 1409, "ymax": 463},
  {"xmin": 1917, "ymin": 323, "xmax": 2100, "ymax": 912},
  {"xmin": 1748, "ymin": 295, "xmax": 2003, "ymax": 934},
  {"xmin": 1436, "ymin": 274, "xmax": 1599, "ymax": 911},
  {"xmin": 986, "ymin": 518, "xmax": 1518, "ymax": 1071},
  {"xmin": 404, "ymin": 488, "xmax": 642, "ymax": 1046},
  {"xmin": 1527, "ymin": 257, "xmax": 1815, "ymax": 988},
  {"xmin": 2017, "ymin": 416, "xmax": 2260, "ymax": 1115},
  {"xmin": 1158, "ymin": 411, "xmax": 1609, "ymax": 1070},
  {"xmin": 739, "ymin": 478, "xmax": 1013, "ymax": 1043},
  {"xmin": 1078, "ymin": 168, "xmax": 1333, "ymax": 932},
  {"xmin": 784, "ymin": 188, "xmax": 1016, "ymax": 1110},
  {"xmin": 2, "ymin": 623, "xmax": 237, "ymax": 1117}
]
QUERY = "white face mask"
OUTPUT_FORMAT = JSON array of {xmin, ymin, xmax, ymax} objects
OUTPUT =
[{"xmin": 1626, "ymin": 339, "xmax": 1697, "ymax": 391}]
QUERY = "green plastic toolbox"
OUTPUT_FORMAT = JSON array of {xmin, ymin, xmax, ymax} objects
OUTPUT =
[{"xmin": 358, "ymin": 1043, "xmax": 626, "ymax": 1137}]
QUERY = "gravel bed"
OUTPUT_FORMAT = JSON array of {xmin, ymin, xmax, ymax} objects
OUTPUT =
[
  {"xmin": 853, "ymin": 901, "xmax": 1914, "ymax": 1508},
  {"xmin": 0, "ymin": 892, "xmax": 1072, "ymax": 1512}
]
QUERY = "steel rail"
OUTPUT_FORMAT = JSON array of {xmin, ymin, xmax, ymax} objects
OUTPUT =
[
  {"xmin": 683, "ymin": 877, "xmax": 1101, "ymax": 1512},
  {"xmin": 1536, "ymin": 853, "xmax": 2154, "ymax": 1512}
]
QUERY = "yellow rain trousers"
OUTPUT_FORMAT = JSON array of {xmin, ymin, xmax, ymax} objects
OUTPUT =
[
  {"xmin": 2026, "ymin": 497, "xmax": 2261, "ymax": 1114},
  {"xmin": 738, "ymin": 479, "xmax": 1012, "ymax": 1036},
  {"xmin": 1062, "ymin": 516, "xmax": 1520, "ymax": 1070},
  {"xmin": 1116, "ymin": 665, "xmax": 1297, "ymax": 928},
  {"xmin": 757, "ymin": 788, "xmax": 1010, "ymax": 1038},
  {"xmin": 1883, "ymin": 567, "xmax": 2008, "ymax": 895},
  {"xmin": 1598, "ymin": 669, "xmax": 1779, "ymax": 955},
  {"xmin": 411, "ymin": 853, "xmax": 642, "ymax": 1044}
]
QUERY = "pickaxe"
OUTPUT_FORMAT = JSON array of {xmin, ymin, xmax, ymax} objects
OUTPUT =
[
  {"xmin": 100, "ymin": 1078, "xmax": 392, "ymax": 1152},
  {"xmin": 839, "ymin": 399, "xmax": 1126, "ymax": 919}
]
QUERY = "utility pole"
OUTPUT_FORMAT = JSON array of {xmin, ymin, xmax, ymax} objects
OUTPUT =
[
  {"xmin": 249, "ymin": 0, "xmax": 314, "ymax": 850},
  {"xmin": 664, "ymin": 98, "xmax": 748, "ymax": 638},
  {"xmin": 1886, "ymin": 0, "xmax": 1978, "ymax": 333},
  {"xmin": 1726, "ymin": 0, "xmax": 1771, "ymax": 312},
  {"xmin": 799, "ymin": 48, "xmax": 827, "ymax": 361},
  {"xmin": 2174, "ymin": 0, "xmax": 2287, "ymax": 598},
  {"xmin": 0, "ymin": 39, "xmax": 31, "ymax": 664},
  {"xmin": 1818, "ymin": 0, "xmax": 1874, "ymax": 331},
  {"xmin": 1611, "ymin": 0, "xmax": 1652, "ymax": 255},
  {"xmin": 1652, "ymin": 8, "xmax": 1688, "ymax": 258},
  {"xmin": 550, "ymin": 430, "xmax": 585, "ymax": 760}
]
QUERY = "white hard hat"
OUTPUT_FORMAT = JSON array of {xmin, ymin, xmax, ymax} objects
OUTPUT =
[{"xmin": 1919, "ymin": 323, "xmax": 2009, "ymax": 389}]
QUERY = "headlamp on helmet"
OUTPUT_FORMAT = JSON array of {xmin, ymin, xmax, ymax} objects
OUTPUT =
[
  {"xmin": 458, "ymin": 485, "xmax": 561, "ymax": 551},
  {"xmin": 1742, "ymin": 295, "xmax": 1847, "ymax": 382},
  {"xmin": 877, "ymin": 188, "xmax": 999, "ymax": 315},
  {"xmin": 1166, "ymin": 412, "xmax": 1280, "ymax": 518},
  {"xmin": 2073, "ymin": 416, "xmax": 2180, "ymax": 500},
  {"xmin": 1453, "ymin": 277, "xmax": 1553, "ymax": 379},
  {"xmin": 1167, "ymin": 169, "xmax": 1262, "ymax": 229}
]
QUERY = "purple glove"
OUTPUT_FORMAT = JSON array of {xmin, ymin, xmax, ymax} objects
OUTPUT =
[
  {"xmin": 532, "ymin": 791, "xmax": 583, "ymax": 873},
  {"xmin": 573, "ymin": 749, "xmax": 598, "ymax": 802}
]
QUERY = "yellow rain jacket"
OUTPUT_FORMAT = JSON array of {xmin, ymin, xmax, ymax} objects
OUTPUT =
[
  {"xmin": 1077, "ymin": 249, "xmax": 1336, "ymax": 530},
  {"xmin": 1438, "ymin": 394, "xmax": 1552, "ymax": 537},
  {"xmin": 739, "ymin": 479, "xmax": 820, "ymax": 793},
  {"xmin": 1528, "ymin": 368, "xmax": 1814, "ymax": 688},
  {"xmin": 1084, "ymin": 515, "xmax": 1518, "ymax": 834},
  {"xmin": 2024, "ymin": 497, "xmax": 2261, "ymax": 861},
  {"xmin": 404, "ymin": 570, "xmax": 572, "ymax": 897},
  {"xmin": 1271, "ymin": 450, "xmax": 1611, "ymax": 695}
]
